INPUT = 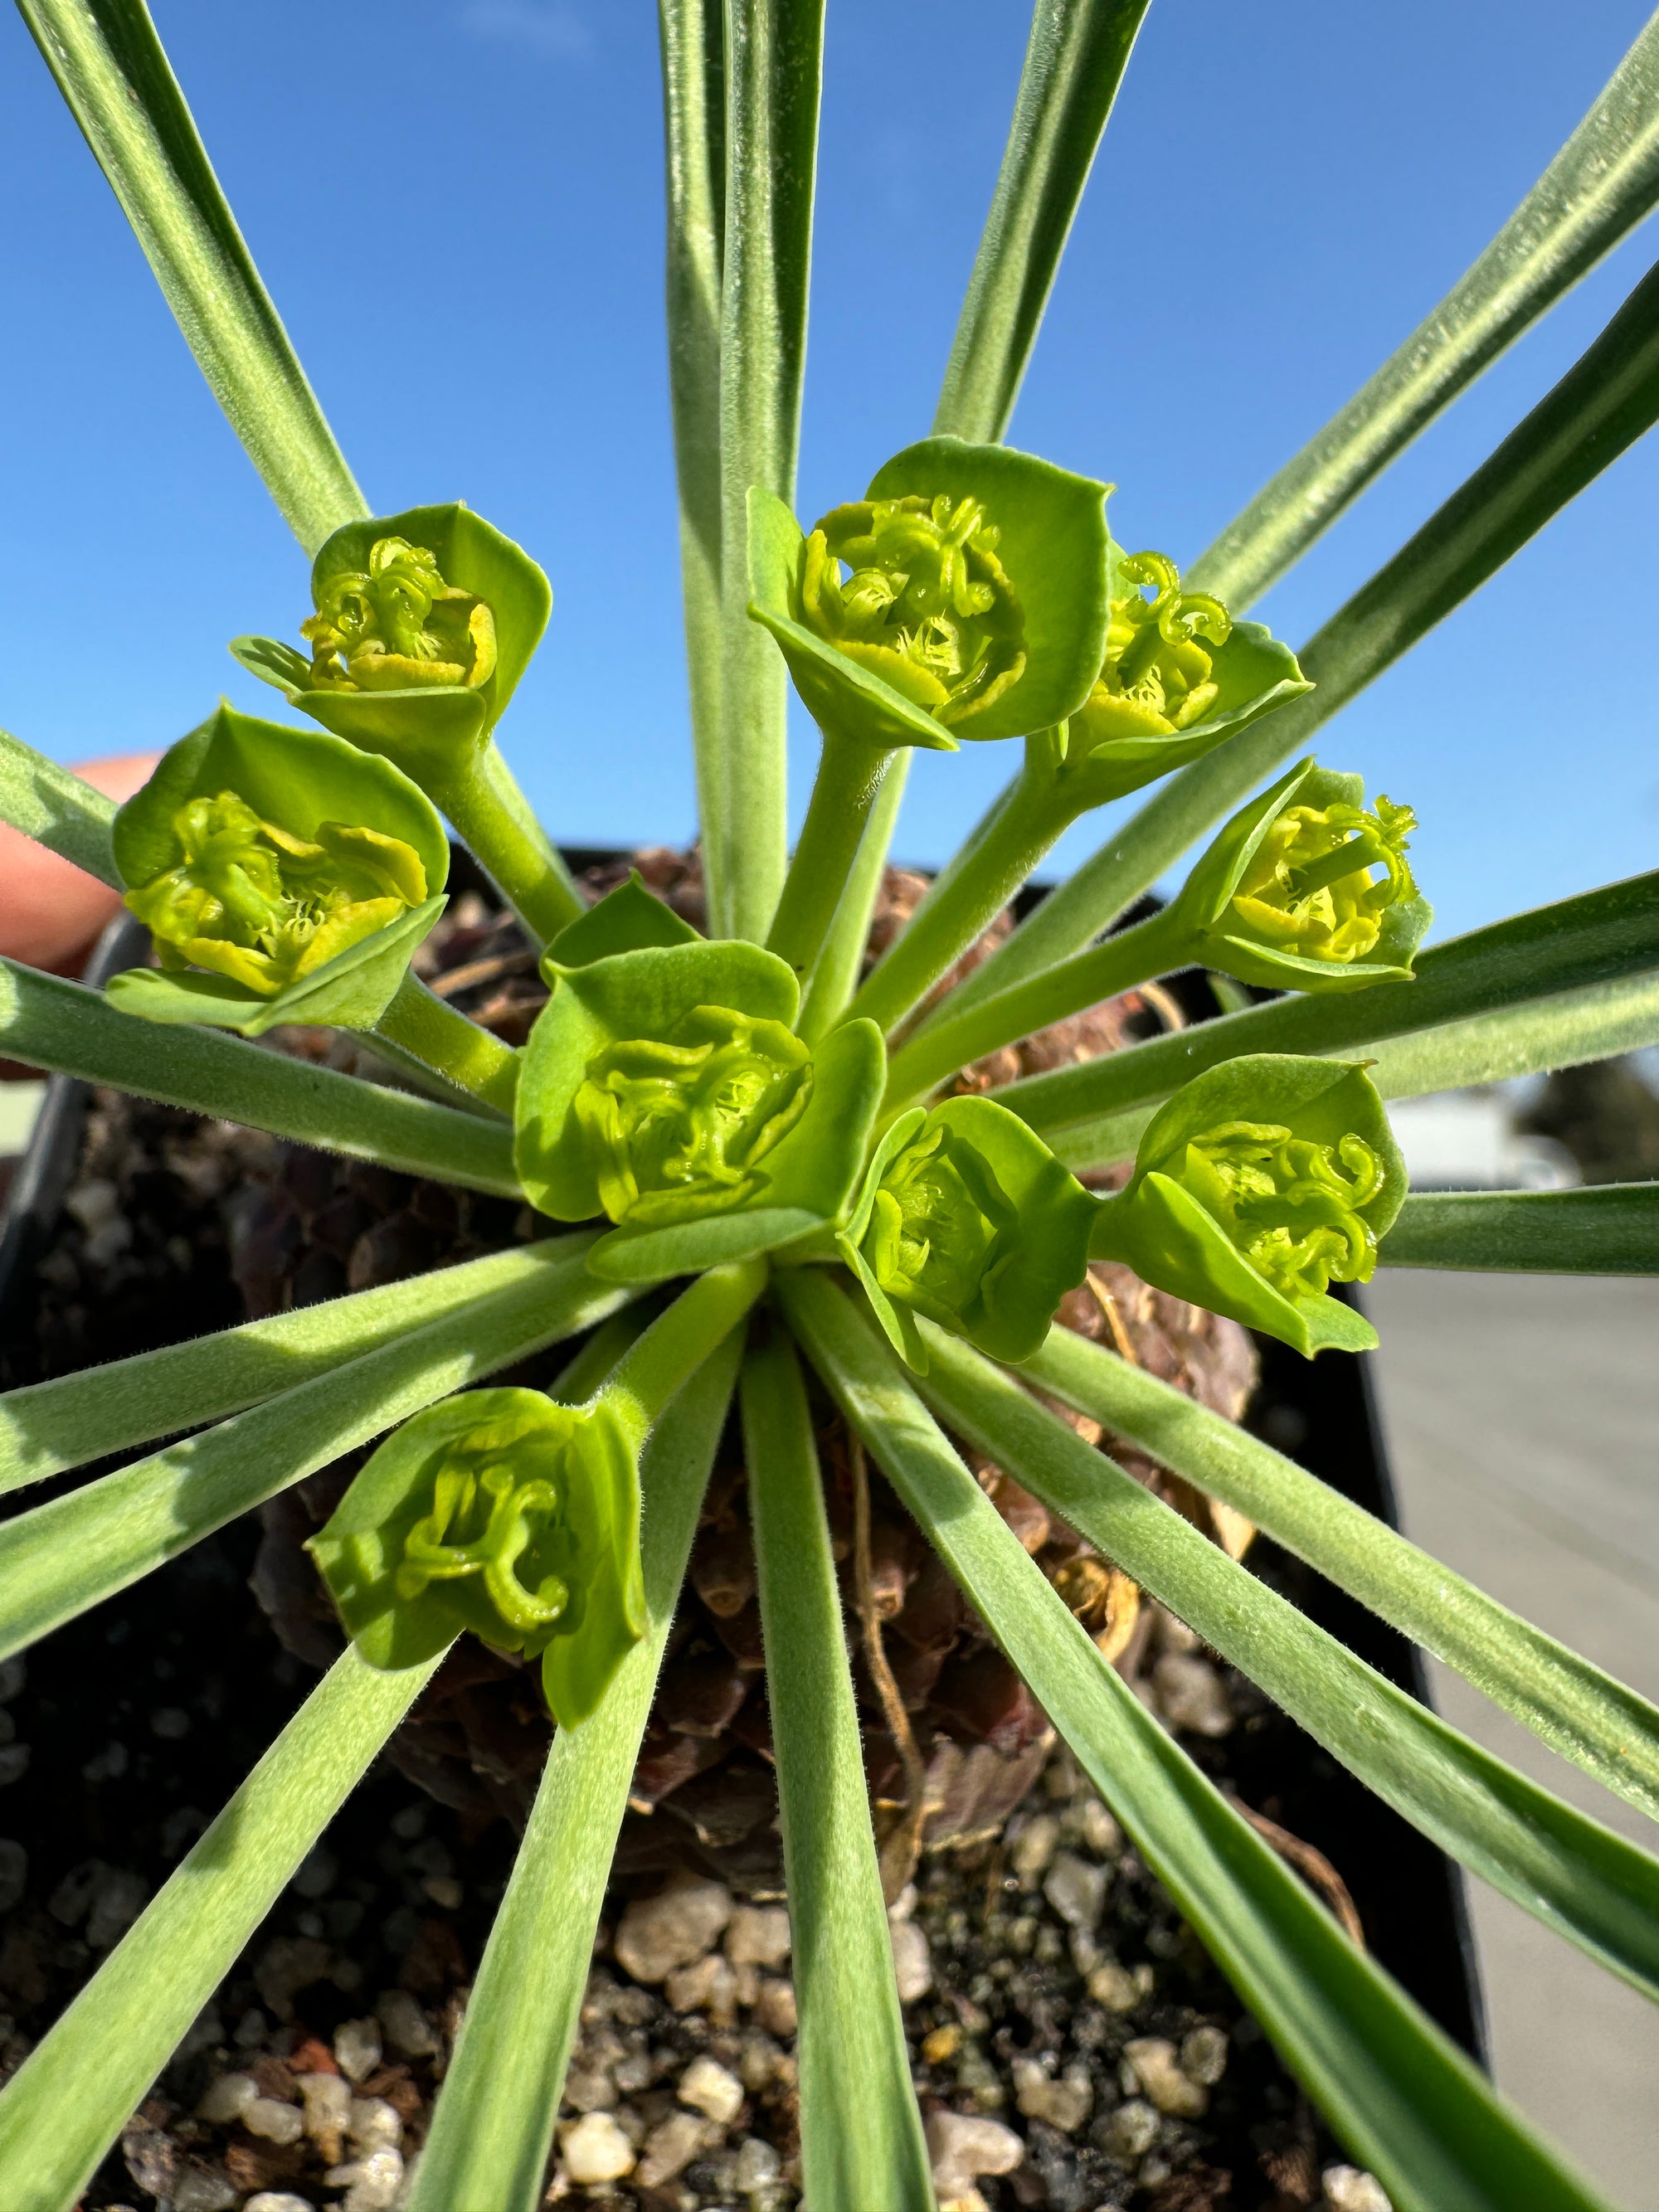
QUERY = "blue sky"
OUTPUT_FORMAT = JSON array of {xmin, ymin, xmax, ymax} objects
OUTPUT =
[{"xmin": 0, "ymin": 0, "xmax": 1654, "ymax": 942}]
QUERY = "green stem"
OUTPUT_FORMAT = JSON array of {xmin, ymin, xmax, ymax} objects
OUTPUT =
[
  {"xmin": 766, "ymin": 732, "xmax": 892, "ymax": 988},
  {"xmin": 374, "ymin": 972, "xmax": 522, "ymax": 1116},
  {"xmin": 0, "ymin": 1645, "xmax": 440, "ymax": 2212},
  {"xmin": 658, "ymin": 0, "xmax": 727, "ymax": 896},
  {"xmin": 0, "ymin": 956, "xmax": 521, "ymax": 1195},
  {"xmin": 435, "ymin": 740, "xmax": 585, "ymax": 947},
  {"xmin": 848, "ymin": 732, "xmax": 1068, "ymax": 1036},
  {"xmin": 0, "ymin": 727, "xmax": 119, "ymax": 884},
  {"xmin": 604, "ymin": 1257, "xmax": 769, "ymax": 1442},
  {"xmin": 883, "ymin": 901, "xmax": 1191, "ymax": 1111},
  {"xmin": 408, "ymin": 1335, "xmax": 738, "ymax": 2212},
  {"xmin": 797, "ymin": 751, "xmax": 910, "ymax": 1045},
  {"xmin": 742, "ymin": 1329, "xmax": 936, "ymax": 2207},
  {"xmin": 17, "ymin": 0, "xmax": 367, "ymax": 554}
]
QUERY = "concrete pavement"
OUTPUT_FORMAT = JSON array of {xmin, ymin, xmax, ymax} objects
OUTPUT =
[{"xmin": 1367, "ymin": 1270, "xmax": 1659, "ymax": 2210}]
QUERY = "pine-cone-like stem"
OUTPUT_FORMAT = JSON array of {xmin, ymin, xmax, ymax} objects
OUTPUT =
[{"xmin": 241, "ymin": 850, "xmax": 1258, "ymax": 1877}]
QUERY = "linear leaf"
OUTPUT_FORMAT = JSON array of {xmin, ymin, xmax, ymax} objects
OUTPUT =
[
  {"xmin": 1024, "ymin": 1321, "xmax": 1659, "ymax": 1828},
  {"xmin": 0, "ymin": 1246, "xmax": 632, "ymax": 1663},
  {"xmin": 940, "ymin": 251, "xmax": 1659, "ymax": 1021},
  {"xmin": 0, "ymin": 1642, "xmax": 440, "ymax": 2212},
  {"xmin": 917, "ymin": 1325, "xmax": 1659, "ymax": 2001},
  {"xmin": 410, "ymin": 1334, "xmax": 740, "ymax": 2212},
  {"xmin": 658, "ymin": 0, "xmax": 727, "ymax": 857},
  {"xmin": 993, "ymin": 869, "xmax": 1659, "ymax": 1159},
  {"xmin": 935, "ymin": 0, "xmax": 1151, "ymax": 444},
  {"xmin": 17, "ymin": 0, "xmax": 367, "ymax": 551},
  {"xmin": 0, "ymin": 957, "xmax": 521, "ymax": 1194},
  {"xmin": 778, "ymin": 1268, "xmax": 1611, "ymax": 2212},
  {"xmin": 1190, "ymin": 10, "xmax": 1659, "ymax": 610},
  {"xmin": 742, "ymin": 1329, "xmax": 936, "ymax": 2210},
  {"xmin": 1382, "ymin": 1182, "xmax": 1659, "ymax": 1272},
  {"xmin": 710, "ymin": 0, "xmax": 823, "ymax": 940},
  {"xmin": 0, "ymin": 729, "xmax": 119, "ymax": 884},
  {"xmin": 1049, "ymin": 967, "xmax": 1659, "ymax": 1174},
  {"xmin": 0, "ymin": 1233, "xmax": 599, "ymax": 1495}
]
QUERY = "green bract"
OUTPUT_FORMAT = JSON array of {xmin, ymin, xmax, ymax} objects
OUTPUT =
[
  {"xmin": 748, "ymin": 436, "xmax": 1111, "ymax": 751},
  {"xmin": 105, "ymin": 704, "xmax": 448, "ymax": 1036},
  {"xmin": 839, "ymin": 1095, "xmax": 1095, "ymax": 1371},
  {"xmin": 515, "ymin": 937, "xmax": 885, "ymax": 1280},
  {"xmin": 1058, "ymin": 547, "xmax": 1311, "ymax": 806},
  {"xmin": 1090, "ymin": 1055, "xmax": 1407, "ymax": 1357},
  {"xmin": 1174, "ymin": 758, "xmax": 1431, "ymax": 991},
  {"xmin": 231, "ymin": 502, "xmax": 551, "ymax": 780},
  {"xmin": 307, "ymin": 1386, "xmax": 645, "ymax": 1728}
]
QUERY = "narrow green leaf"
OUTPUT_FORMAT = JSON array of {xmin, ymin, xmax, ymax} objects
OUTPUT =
[
  {"xmin": 0, "ymin": 1246, "xmax": 634, "ymax": 1664},
  {"xmin": 935, "ymin": 0, "xmax": 1152, "ymax": 444},
  {"xmin": 410, "ymin": 1334, "xmax": 741, "ymax": 2212},
  {"xmin": 1382, "ymin": 1182, "xmax": 1659, "ymax": 1272},
  {"xmin": 710, "ymin": 0, "xmax": 824, "ymax": 940},
  {"xmin": 0, "ymin": 957, "xmax": 522, "ymax": 1195},
  {"xmin": 0, "ymin": 1643, "xmax": 440, "ymax": 2212},
  {"xmin": 993, "ymin": 869, "xmax": 1659, "ymax": 1159},
  {"xmin": 1190, "ymin": 9, "xmax": 1659, "ymax": 610},
  {"xmin": 917, "ymin": 1325, "xmax": 1659, "ymax": 2002},
  {"xmin": 17, "ymin": 0, "xmax": 367, "ymax": 552},
  {"xmin": 1045, "ymin": 968, "xmax": 1659, "ymax": 1176},
  {"xmin": 778, "ymin": 1268, "xmax": 1612, "ymax": 2212},
  {"xmin": 742, "ymin": 1329, "xmax": 936, "ymax": 2211},
  {"xmin": 658, "ymin": 0, "xmax": 727, "ymax": 870},
  {"xmin": 0, "ymin": 1233, "xmax": 600, "ymax": 1496},
  {"xmin": 0, "ymin": 728, "xmax": 119, "ymax": 885},
  {"xmin": 1024, "ymin": 1321, "xmax": 1659, "ymax": 1830},
  {"xmin": 945, "ymin": 252, "xmax": 1659, "ymax": 1018}
]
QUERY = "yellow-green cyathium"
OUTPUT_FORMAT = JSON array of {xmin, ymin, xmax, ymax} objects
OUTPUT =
[
  {"xmin": 1089, "ymin": 1054, "xmax": 1407, "ymax": 1356},
  {"xmin": 105, "ymin": 704, "xmax": 447, "ymax": 1035}
]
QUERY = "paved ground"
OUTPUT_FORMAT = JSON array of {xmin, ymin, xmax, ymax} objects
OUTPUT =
[{"xmin": 1367, "ymin": 1270, "xmax": 1659, "ymax": 2211}]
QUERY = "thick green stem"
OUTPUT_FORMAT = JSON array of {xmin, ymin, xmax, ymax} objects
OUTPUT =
[
  {"xmin": 848, "ymin": 735, "xmax": 1068, "ymax": 1036},
  {"xmin": 797, "ymin": 751, "xmax": 911, "ymax": 1045},
  {"xmin": 604, "ymin": 1257, "xmax": 768, "ymax": 1443},
  {"xmin": 0, "ymin": 1646, "xmax": 440, "ymax": 2212},
  {"xmin": 0, "ymin": 956, "xmax": 521, "ymax": 1195},
  {"xmin": 435, "ymin": 740, "xmax": 585, "ymax": 947},
  {"xmin": 374, "ymin": 972, "xmax": 522, "ymax": 1116},
  {"xmin": 657, "ymin": 0, "xmax": 727, "ymax": 874},
  {"xmin": 742, "ymin": 1329, "xmax": 936, "ymax": 2206},
  {"xmin": 883, "ymin": 901, "xmax": 1191, "ymax": 1111},
  {"xmin": 766, "ymin": 732, "xmax": 892, "ymax": 989}
]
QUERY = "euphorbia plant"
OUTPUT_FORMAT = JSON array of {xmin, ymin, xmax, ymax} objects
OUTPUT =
[{"xmin": 2, "ymin": 5, "xmax": 1659, "ymax": 2212}]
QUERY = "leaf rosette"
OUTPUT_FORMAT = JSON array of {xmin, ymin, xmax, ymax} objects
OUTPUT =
[
  {"xmin": 839, "ymin": 1094, "xmax": 1096, "ymax": 1370},
  {"xmin": 231, "ymin": 502, "xmax": 551, "ymax": 781},
  {"xmin": 1058, "ymin": 547, "xmax": 1311, "ymax": 806},
  {"xmin": 308, "ymin": 1387, "xmax": 645, "ymax": 1728},
  {"xmin": 748, "ymin": 435, "xmax": 1112, "ymax": 752},
  {"xmin": 105, "ymin": 703, "xmax": 448, "ymax": 1035},
  {"xmin": 1090, "ymin": 1054, "xmax": 1407, "ymax": 1355},
  {"xmin": 1173, "ymin": 758, "xmax": 1431, "ymax": 991},
  {"xmin": 515, "ymin": 930, "xmax": 885, "ymax": 1281}
]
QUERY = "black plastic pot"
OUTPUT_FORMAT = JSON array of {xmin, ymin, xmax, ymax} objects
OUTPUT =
[{"xmin": 0, "ymin": 875, "xmax": 1487, "ymax": 2069}]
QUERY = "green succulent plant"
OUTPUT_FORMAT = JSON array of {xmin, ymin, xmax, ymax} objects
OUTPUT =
[{"xmin": 2, "ymin": 6, "xmax": 1659, "ymax": 2212}]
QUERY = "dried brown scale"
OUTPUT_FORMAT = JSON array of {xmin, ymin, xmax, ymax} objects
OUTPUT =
[{"xmin": 232, "ymin": 851, "xmax": 1258, "ymax": 1875}]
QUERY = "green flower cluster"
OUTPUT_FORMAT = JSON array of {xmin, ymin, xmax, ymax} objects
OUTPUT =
[
  {"xmin": 574, "ymin": 1007, "xmax": 815, "ymax": 1229},
  {"xmin": 309, "ymin": 1386, "xmax": 645, "ymax": 1728},
  {"xmin": 126, "ymin": 794, "xmax": 426, "ymax": 995},
  {"xmin": 106, "ymin": 704, "xmax": 449, "ymax": 1036},
  {"xmin": 1078, "ymin": 550, "xmax": 1233, "ymax": 740},
  {"xmin": 303, "ymin": 534, "xmax": 498, "ymax": 697},
  {"xmin": 798, "ymin": 492, "xmax": 1027, "ymax": 729},
  {"xmin": 1092, "ymin": 1056, "xmax": 1407, "ymax": 1356}
]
